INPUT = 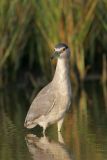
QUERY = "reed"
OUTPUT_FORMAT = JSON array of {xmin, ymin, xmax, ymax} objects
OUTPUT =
[{"xmin": 0, "ymin": 0, "xmax": 106, "ymax": 86}]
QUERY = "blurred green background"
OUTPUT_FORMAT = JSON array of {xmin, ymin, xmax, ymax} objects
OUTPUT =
[
  {"xmin": 0, "ymin": 0, "xmax": 106, "ymax": 87},
  {"xmin": 0, "ymin": 1, "xmax": 107, "ymax": 160}
]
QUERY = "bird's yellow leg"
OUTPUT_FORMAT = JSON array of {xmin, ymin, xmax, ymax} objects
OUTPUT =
[
  {"xmin": 58, "ymin": 131, "xmax": 64, "ymax": 143},
  {"xmin": 57, "ymin": 118, "xmax": 64, "ymax": 132}
]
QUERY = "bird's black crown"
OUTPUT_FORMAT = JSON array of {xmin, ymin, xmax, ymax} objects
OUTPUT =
[{"xmin": 55, "ymin": 43, "xmax": 68, "ymax": 49}]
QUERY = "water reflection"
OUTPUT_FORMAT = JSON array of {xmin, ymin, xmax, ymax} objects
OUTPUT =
[
  {"xmin": 0, "ymin": 82, "xmax": 107, "ymax": 160},
  {"xmin": 25, "ymin": 133, "xmax": 72, "ymax": 160}
]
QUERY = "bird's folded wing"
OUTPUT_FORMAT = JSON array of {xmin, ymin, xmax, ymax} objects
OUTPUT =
[{"xmin": 25, "ymin": 83, "xmax": 55, "ymax": 122}]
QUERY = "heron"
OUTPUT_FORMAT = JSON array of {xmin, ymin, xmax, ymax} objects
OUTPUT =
[{"xmin": 24, "ymin": 43, "xmax": 72, "ymax": 135}]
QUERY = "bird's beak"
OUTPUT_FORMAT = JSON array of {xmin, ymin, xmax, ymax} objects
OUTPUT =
[{"xmin": 50, "ymin": 51, "xmax": 60, "ymax": 60}]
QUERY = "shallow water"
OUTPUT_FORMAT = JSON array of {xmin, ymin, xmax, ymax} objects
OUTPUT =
[{"xmin": 0, "ymin": 81, "xmax": 107, "ymax": 160}]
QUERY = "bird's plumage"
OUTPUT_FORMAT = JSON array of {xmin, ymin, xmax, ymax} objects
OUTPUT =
[
  {"xmin": 24, "ymin": 83, "xmax": 55, "ymax": 128},
  {"xmin": 24, "ymin": 43, "xmax": 72, "ymax": 133}
]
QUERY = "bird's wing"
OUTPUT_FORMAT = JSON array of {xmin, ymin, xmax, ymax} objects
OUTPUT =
[{"xmin": 25, "ymin": 82, "xmax": 55, "ymax": 122}]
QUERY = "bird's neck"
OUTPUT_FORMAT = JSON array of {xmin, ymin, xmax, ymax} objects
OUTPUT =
[{"xmin": 52, "ymin": 57, "xmax": 70, "ymax": 84}]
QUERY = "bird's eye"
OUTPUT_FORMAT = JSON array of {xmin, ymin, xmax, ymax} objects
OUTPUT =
[{"xmin": 62, "ymin": 48, "xmax": 66, "ymax": 51}]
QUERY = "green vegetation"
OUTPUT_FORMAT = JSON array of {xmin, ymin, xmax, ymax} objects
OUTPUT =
[{"xmin": 0, "ymin": 0, "xmax": 107, "ymax": 86}]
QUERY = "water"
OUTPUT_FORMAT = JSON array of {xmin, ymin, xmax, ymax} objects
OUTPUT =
[{"xmin": 0, "ymin": 81, "xmax": 107, "ymax": 160}]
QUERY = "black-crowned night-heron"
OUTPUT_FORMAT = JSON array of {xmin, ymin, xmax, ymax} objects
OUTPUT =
[{"xmin": 24, "ymin": 43, "xmax": 72, "ymax": 134}]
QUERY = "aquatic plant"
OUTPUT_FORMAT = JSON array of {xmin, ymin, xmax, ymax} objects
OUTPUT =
[{"xmin": 0, "ymin": 0, "xmax": 106, "ymax": 86}]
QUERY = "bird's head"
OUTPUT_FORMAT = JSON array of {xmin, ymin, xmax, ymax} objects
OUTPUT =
[{"xmin": 50, "ymin": 43, "xmax": 70, "ymax": 60}]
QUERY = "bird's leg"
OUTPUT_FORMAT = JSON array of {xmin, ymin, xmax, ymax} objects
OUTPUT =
[
  {"xmin": 57, "ymin": 118, "xmax": 64, "ymax": 132},
  {"xmin": 43, "ymin": 127, "xmax": 46, "ymax": 136},
  {"xmin": 58, "ymin": 131, "xmax": 64, "ymax": 144},
  {"xmin": 43, "ymin": 124, "xmax": 47, "ymax": 136}
]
